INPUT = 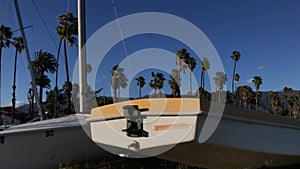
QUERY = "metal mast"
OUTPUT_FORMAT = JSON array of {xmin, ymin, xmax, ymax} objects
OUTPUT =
[
  {"xmin": 14, "ymin": 0, "xmax": 43, "ymax": 120},
  {"xmin": 78, "ymin": 0, "xmax": 87, "ymax": 113}
]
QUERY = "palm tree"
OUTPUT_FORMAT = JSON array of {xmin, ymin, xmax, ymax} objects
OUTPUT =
[
  {"xmin": 234, "ymin": 73, "xmax": 240, "ymax": 88},
  {"xmin": 35, "ymin": 73, "xmax": 51, "ymax": 105},
  {"xmin": 200, "ymin": 57, "xmax": 210, "ymax": 92},
  {"xmin": 269, "ymin": 91, "xmax": 280, "ymax": 114},
  {"xmin": 236, "ymin": 85, "xmax": 253, "ymax": 108},
  {"xmin": 135, "ymin": 76, "xmax": 145, "ymax": 98},
  {"xmin": 287, "ymin": 94, "xmax": 298, "ymax": 117},
  {"xmin": 169, "ymin": 69, "xmax": 180, "ymax": 97},
  {"xmin": 11, "ymin": 37, "xmax": 25, "ymax": 124},
  {"xmin": 168, "ymin": 74, "xmax": 180, "ymax": 98},
  {"xmin": 175, "ymin": 48, "xmax": 189, "ymax": 96},
  {"xmin": 282, "ymin": 87, "xmax": 293, "ymax": 112},
  {"xmin": 231, "ymin": 73, "xmax": 240, "ymax": 104},
  {"xmin": 110, "ymin": 65, "xmax": 119, "ymax": 102},
  {"xmin": 46, "ymin": 88, "xmax": 66, "ymax": 117},
  {"xmin": 149, "ymin": 72, "xmax": 165, "ymax": 98},
  {"xmin": 56, "ymin": 12, "xmax": 78, "ymax": 114},
  {"xmin": 32, "ymin": 50, "xmax": 57, "ymax": 105},
  {"xmin": 0, "ymin": 25, "xmax": 13, "ymax": 106},
  {"xmin": 230, "ymin": 51, "xmax": 241, "ymax": 94},
  {"xmin": 213, "ymin": 71, "xmax": 227, "ymax": 102},
  {"xmin": 252, "ymin": 76, "xmax": 263, "ymax": 110},
  {"xmin": 110, "ymin": 65, "xmax": 128, "ymax": 102},
  {"xmin": 186, "ymin": 56, "xmax": 196, "ymax": 96}
]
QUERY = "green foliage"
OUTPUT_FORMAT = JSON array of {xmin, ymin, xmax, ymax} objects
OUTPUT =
[
  {"xmin": 234, "ymin": 73, "xmax": 240, "ymax": 82},
  {"xmin": 56, "ymin": 13, "xmax": 78, "ymax": 46},
  {"xmin": 269, "ymin": 91, "xmax": 280, "ymax": 114},
  {"xmin": 58, "ymin": 157, "xmax": 202, "ymax": 169},
  {"xmin": 45, "ymin": 88, "xmax": 66, "ymax": 117},
  {"xmin": 149, "ymin": 72, "xmax": 166, "ymax": 98},
  {"xmin": 236, "ymin": 85, "xmax": 254, "ymax": 108},
  {"xmin": 110, "ymin": 65, "xmax": 128, "ymax": 102},
  {"xmin": 230, "ymin": 51, "xmax": 241, "ymax": 62},
  {"xmin": 214, "ymin": 71, "xmax": 227, "ymax": 92},
  {"xmin": 149, "ymin": 72, "xmax": 165, "ymax": 90},
  {"xmin": 252, "ymin": 76, "xmax": 263, "ymax": 91},
  {"xmin": 168, "ymin": 69, "xmax": 180, "ymax": 97},
  {"xmin": 0, "ymin": 24, "xmax": 13, "ymax": 48}
]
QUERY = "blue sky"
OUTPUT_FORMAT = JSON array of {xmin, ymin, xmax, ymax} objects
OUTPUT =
[{"xmin": 0, "ymin": 0, "xmax": 300, "ymax": 106}]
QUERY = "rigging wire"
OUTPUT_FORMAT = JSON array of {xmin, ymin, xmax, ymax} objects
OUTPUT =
[
  {"xmin": 31, "ymin": 0, "xmax": 59, "ymax": 51},
  {"xmin": 112, "ymin": 0, "xmax": 139, "ymax": 97},
  {"xmin": 0, "ymin": 0, "xmax": 11, "ymax": 21},
  {"xmin": 67, "ymin": 0, "xmax": 70, "ymax": 13},
  {"xmin": 112, "ymin": 0, "xmax": 128, "ymax": 58},
  {"xmin": 31, "ymin": 0, "xmax": 77, "ymax": 84}
]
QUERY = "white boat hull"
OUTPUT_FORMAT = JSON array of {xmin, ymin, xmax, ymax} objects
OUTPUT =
[
  {"xmin": 159, "ymin": 111, "xmax": 300, "ymax": 169},
  {"xmin": 88, "ymin": 99, "xmax": 300, "ymax": 168},
  {"xmin": 0, "ymin": 115, "xmax": 110, "ymax": 169}
]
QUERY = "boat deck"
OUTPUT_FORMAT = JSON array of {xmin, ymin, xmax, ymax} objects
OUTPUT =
[
  {"xmin": 90, "ymin": 98, "xmax": 300, "ymax": 129},
  {"xmin": 90, "ymin": 98, "xmax": 201, "ymax": 119},
  {"xmin": 0, "ymin": 114, "xmax": 89, "ymax": 135}
]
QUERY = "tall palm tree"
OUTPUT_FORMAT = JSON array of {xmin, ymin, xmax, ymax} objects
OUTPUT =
[
  {"xmin": 186, "ymin": 56, "xmax": 196, "ymax": 96},
  {"xmin": 175, "ymin": 48, "xmax": 189, "ymax": 96},
  {"xmin": 56, "ymin": 12, "xmax": 78, "ymax": 114},
  {"xmin": 11, "ymin": 37, "xmax": 25, "ymax": 124},
  {"xmin": 234, "ymin": 73, "xmax": 240, "ymax": 88},
  {"xmin": 230, "ymin": 51, "xmax": 241, "ymax": 94},
  {"xmin": 54, "ymin": 37, "xmax": 63, "ymax": 117},
  {"xmin": 200, "ymin": 57, "xmax": 210, "ymax": 91},
  {"xmin": 0, "ymin": 25, "xmax": 13, "ymax": 106},
  {"xmin": 213, "ymin": 71, "xmax": 227, "ymax": 102},
  {"xmin": 135, "ymin": 76, "xmax": 145, "ymax": 98},
  {"xmin": 110, "ymin": 65, "xmax": 128, "ymax": 102},
  {"xmin": 252, "ymin": 76, "xmax": 262, "ymax": 110},
  {"xmin": 149, "ymin": 72, "xmax": 165, "ymax": 98},
  {"xmin": 32, "ymin": 50, "xmax": 57, "ymax": 105}
]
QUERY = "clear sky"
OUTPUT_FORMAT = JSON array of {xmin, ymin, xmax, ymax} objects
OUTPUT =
[{"xmin": 0, "ymin": 0, "xmax": 300, "ymax": 107}]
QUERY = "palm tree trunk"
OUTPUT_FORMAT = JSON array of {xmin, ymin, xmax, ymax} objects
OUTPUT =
[
  {"xmin": 54, "ymin": 37, "xmax": 63, "ymax": 117},
  {"xmin": 0, "ymin": 45, "xmax": 2, "ymax": 106},
  {"xmin": 232, "ymin": 61, "xmax": 236, "ymax": 94},
  {"xmin": 11, "ymin": 49, "xmax": 18, "ymax": 124},
  {"xmin": 189, "ymin": 70, "xmax": 192, "ymax": 96},
  {"xmin": 63, "ymin": 40, "xmax": 71, "ymax": 114},
  {"xmin": 256, "ymin": 90, "xmax": 258, "ymax": 110},
  {"xmin": 283, "ymin": 95, "xmax": 286, "ymax": 112},
  {"xmin": 39, "ymin": 85, "xmax": 43, "ymax": 111},
  {"xmin": 200, "ymin": 70, "xmax": 203, "ymax": 88},
  {"xmin": 113, "ymin": 88, "xmax": 117, "ymax": 103},
  {"xmin": 199, "ymin": 70, "xmax": 204, "ymax": 98},
  {"xmin": 202, "ymin": 72, "xmax": 205, "ymax": 92},
  {"xmin": 139, "ymin": 86, "xmax": 141, "ymax": 99},
  {"xmin": 177, "ymin": 65, "xmax": 181, "ymax": 97}
]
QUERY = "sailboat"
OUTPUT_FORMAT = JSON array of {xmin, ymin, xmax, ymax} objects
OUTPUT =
[
  {"xmin": 0, "ymin": 1, "xmax": 110, "ymax": 169},
  {"xmin": 1, "ymin": 0, "xmax": 300, "ymax": 169},
  {"xmin": 82, "ymin": 2, "xmax": 300, "ymax": 168},
  {"xmin": 87, "ymin": 98, "xmax": 300, "ymax": 169}
]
